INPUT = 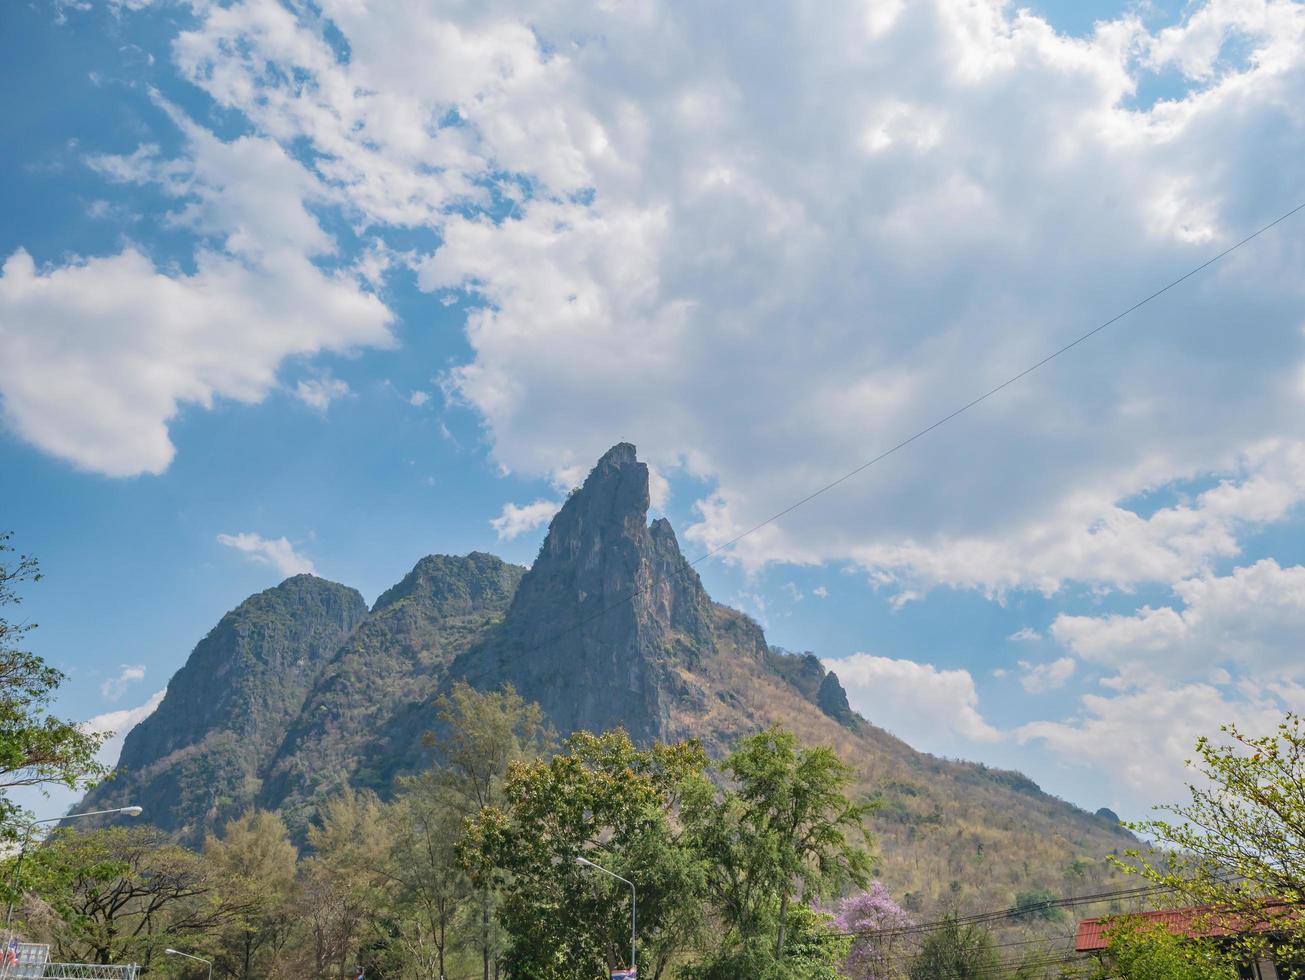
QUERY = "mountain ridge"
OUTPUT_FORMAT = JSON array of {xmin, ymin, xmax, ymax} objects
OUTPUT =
[{"xmin": 80, "ymin": 442, "xmax": 1132, "ymax": 911}]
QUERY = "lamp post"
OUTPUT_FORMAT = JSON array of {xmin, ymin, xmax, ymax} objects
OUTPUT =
[
  {"xmin": 3, "ymin": 805, "xmax": 143, "ymax": 948},
  {"xmin": 576, "ymin": 855, "xmax": 636, "ymax": 977},
  {"xmin": 165, "ymin": 948, "xmax": 212, "ymax": 979}
]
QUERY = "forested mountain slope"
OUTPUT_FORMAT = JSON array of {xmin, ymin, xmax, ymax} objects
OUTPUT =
[{"xmin": 82, "ymin": 444, "xmax": 1133, "ymax": 910}]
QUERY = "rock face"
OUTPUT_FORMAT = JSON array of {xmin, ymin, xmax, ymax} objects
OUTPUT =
[
  {"xmin": 79, "ymin": 575, "xmax": 368, "ymax": 842},
  {"xmin": 452, "ymin": 443, "xmax": 715, "ymax": 744},
  {"xmin": 259, "ymin": 553, "xmax": 525, "ymax": 834},
  {"xmin": 81, "ymin": 443, "xmax": 1135, "ymax": 910}
]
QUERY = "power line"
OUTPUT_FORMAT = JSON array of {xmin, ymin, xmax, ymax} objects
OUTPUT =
[
  {"xmin": 498, "ymin": 200, "xmax": 1305, "ymax": 660},
  {"xmin": 830, "ymin": 880, "xmax": 1176, "ymax": 940}
]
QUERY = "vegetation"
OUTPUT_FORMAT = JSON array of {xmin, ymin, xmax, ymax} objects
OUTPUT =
[
  {"xmin": 1121, "ymin": 713, "xmax": 1305, "ymax": 966},
  {"xmin": 3, "ymin": 681, "xmax": 891, "ymax": 978},
  {"xmin": 836, "ymin": 883, "xmax": 913, "ymax": 979},
  {"xmin": 906, "ymin": 915, "xmax": 1001, "ymax": 980},
  {"xmin": 0, "ymin": 532, "xmax": 106, "ymax": 839},
  {"xmin": 1089, "ymin": 918, "xmax": 1237, "ymax": 980}
]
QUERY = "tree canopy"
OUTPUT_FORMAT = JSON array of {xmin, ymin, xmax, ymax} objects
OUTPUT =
[{"xmin": 0, "ymin": 532, "xmax": 106, "ymax": 838}]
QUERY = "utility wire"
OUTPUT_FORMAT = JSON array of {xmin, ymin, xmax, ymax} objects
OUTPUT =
[
  {"xmin": 829, "ymin": 880, "xmax": 1175, "ymax": 939},
  {"xmin": 501, "ymin": 200, "xmax": 1305, "ymax": 660}
]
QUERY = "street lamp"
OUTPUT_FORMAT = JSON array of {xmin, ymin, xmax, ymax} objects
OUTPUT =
[
  {"xmin": 165, "ymin": 948, "xmax": 213, "ymax": 979},
  {"xmin": 576, "ymin": 855, "xmax": 636, "ymax": 976},
  {"xmin": 3, "ymin": 806, "xmax": 143, "ymax": 947}
]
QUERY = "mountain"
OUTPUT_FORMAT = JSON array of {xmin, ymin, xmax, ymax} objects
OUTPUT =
[
  {"xmin": 79, "ymin": 575, "xmax": 368, "ymax": 841},
  {"xmin": 82, "ymin": 443, "xmax": 1134, "ymax": 910},
  {"xmin": 259, "ymin": 552, "xmax": 524, "ymax": 833}
]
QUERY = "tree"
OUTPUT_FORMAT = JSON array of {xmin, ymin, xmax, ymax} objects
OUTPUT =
[
  {"xmin": 1121, "ymin": 714, "xmax": 1305, "ymax": 965},
  {"xmin": 203, "ymin": 811, "xmax": 299, "ymax": 979},
  {"xmin": 383, "ymin": 781, "xmax": 468, "ymax": 979},
  {"xmin": 1090, "ymin": 917, "xmax": 1238, "ymax": 980},
  {"xmin": 423, "ymin": 682, "xmax": 552, "ymax": 980},
  {"xmin": 837, "ymin": 882, "xmax": 913, "ymax": 980},
  {"xmin": 906, "ymin": 916, "xmax": 1001, "ymax": 980},
  {"xmin": 296, "ymin": 787, "xmax": 394, "ymax": 980},
  {"xmin": 0, "ymin": 533, "xmax": 106, "ymax": 837},
  {"xmin": 18, "ymin": 825, "xmax": 248, "ymax": 968},
  {"xmin": 461, "ymin": 730, "xmax": 711, "ymax": 979},
  {"xmin": 684, "ymin": 725, "xmax": 874, "ymax": 968}
]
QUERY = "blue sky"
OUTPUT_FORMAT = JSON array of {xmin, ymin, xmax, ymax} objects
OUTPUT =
[{"xmin": 4, "ymin": 0, "xmax": 1305, "ymax": 823}]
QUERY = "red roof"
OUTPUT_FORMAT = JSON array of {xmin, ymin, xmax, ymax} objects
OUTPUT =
[{"xmin": 1076, "ymin": 903, "xmax": 1300, "ymax": 952}]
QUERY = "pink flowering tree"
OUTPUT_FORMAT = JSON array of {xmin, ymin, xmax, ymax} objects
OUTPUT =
[{"xmin": 836, "ymin": 882, "xmax": 913, "ymax": 979}]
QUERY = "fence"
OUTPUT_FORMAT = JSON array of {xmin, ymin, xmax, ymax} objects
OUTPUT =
[{"xmin": 1, "ymin": 946, "xmax": 138, "ymax": 979}]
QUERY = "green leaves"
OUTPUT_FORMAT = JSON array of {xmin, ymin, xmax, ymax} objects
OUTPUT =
[
  {"xmin": 1120, "ymin": 712, "xmax": 1305, "ymax": 967},
  {"xmin": 461, "ymin": 729, "xmax": 712, "ymax": 978},
  {"xmin": 0, "ymin": 533, "xmax": 107, "ymax": 839},
  {"xmin": 1092, "ymin": 917, "xmax": 1238, "ymax": 980}
]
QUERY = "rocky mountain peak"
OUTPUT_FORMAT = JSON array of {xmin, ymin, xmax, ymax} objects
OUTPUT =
[
  {"xmin": 454, "ymin": 443, "xmax": 711, "ymax": 741},
  {"xmin": 537, "ymin": 442, "xmax": 649, "ymax": 567}
]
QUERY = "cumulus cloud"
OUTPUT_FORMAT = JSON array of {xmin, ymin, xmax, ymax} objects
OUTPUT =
[
  {"xmin": 490, "ymin": 499, "xmax": 559, "ymax": 541},
  {"xmin": 408, "ymin": 390, "xmax": 431, "ymax": 407},
  {"xmin": 34, "ymin": 0, "xmax": 1305, "ymax": 587},
  {"xmin": 217, "ymin": 531, "xmax": 316, "ymax": 576},
  {"xmin": 1017, "ymin": 681, "xmax": 1289, "ymax": 801},
  {"xmin": 1052, "ymin": 557, "xmax": 1305, "ymax": 685},
  {"xmin": 161, "ymin": 0, "xmax": 1305, "ymax": 598},
  {"xmin": 99, "ymin": 664, "xmax": 146, "ymax": 701},
  {"xmin": 1017, "ymin": 656, "xmax": 1076, "ymax": 693},
  {"xmin": 295, "ymin": 376, "xmax": 352, "ymax": 412},
  {"xmin": 83, "ymin": 688, "xmax": 166, "ymax": 770},
  {"xmin": 0, "ymin": 99, "xmax": 392, "ymax": 476},
  {"xmin": 829, "ymin": 652, "xmax": 1002, "ymax": 747}
]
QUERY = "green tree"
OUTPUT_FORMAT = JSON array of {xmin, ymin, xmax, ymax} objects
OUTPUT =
[
  {"xmin": 1120, "ymin": 714, "xmax": 1305, "ymax": 965},
  {"xmin": 906, "ymin": 916, "xmax": 1001, "ymax": 980},
  {"xmin": 461, "ymin": 730, "xmax": 710, "ymax": 979},
  {"xmin": 383, "ymin": 782, "xmax": 468, "ymax": 979},
  {"xmin": 203, "ymin": 810, "xmax": 299, "ymax": 979},
  {"xmin": 1090, "ymin": 917, "xmax": 1238, "ymax": 980},
  {"xmin": 684, "ymin": 725, "xmax": 873, "ymax": 969},
  {"xmin": 423, "ymin": 682, "xmax": 552, "ymax": 980},
  {"xmin": 0, "ymin": 533, "xmax": 106, "ymax": 837},
  {"xmin": 297, "ymin": 787, "xmax": 394, "ymax": 980},
  {"xmin": 19, "ymin": 825, "xmax": 247, "ymax": 968}
]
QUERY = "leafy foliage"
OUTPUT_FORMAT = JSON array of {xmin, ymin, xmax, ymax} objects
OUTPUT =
[
  {"xmin": 1121, "ymin": 714, "xmax": 1305, "ymax": 965},
  {"xmin": 684, "ymin": 725, "xmax": 874, "ymax": 969},
  {"xmin": 461, "ymin": 729, "xmax": 710, "ymax": 979},
  {"xmin": 201, "ymin": 811, "xmax": 299, "ymax": 979},
  {"xmin": 16, "ymin": 825, "xmax": 248, "ymax": 968},
  {"xmin": 0, "ymin": 532, "xmax": 106, "ymax": 838},
  {"xmin": 1090, "ymin": 917, "xmax": 1238, "ymax": 980},
  {"xmin": 906, "ymin": 915, "xmax": 1001, "ymax": 980}
]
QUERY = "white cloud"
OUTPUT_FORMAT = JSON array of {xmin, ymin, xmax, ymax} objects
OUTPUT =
[
  {"xmin": 812, "ymin": 585, "xmax": 829, "ymax": 599},
  {"xmin": 1017, "ymin": 681, "xmax": 1286, "ymax": 802},
  {"xmin": 0, "ymin": 99, "xmax": 392, "ymax": 477},
  {"xmin": 1017, "ymin": 656, "xmax": 1076, "ymax": 693},
  {"xmin": 156, "ymin": 0, "xmax": 1305, "ymax": 598},
  {"xmin": 99, "ymin": 664, "xmax": 146, "ymax": 701},
  {"xmin": 43, "ymin": 0, "xmax": 1305, "ymax": 583},
  {"xmin": 489, "ymin": 499, "xmax": 559, "ymax": 541},
  {"xmin": 1052, "ymin": 557, "xmax": 1305, "ymax": 686},
  {"xmin": 295, "ymin": 376, "xmax": 352, "ymax": 412},
  {"xmin": 83, "ymin": 688, "xmax": 166, "ymax": 771},
  {"xmin": 1009, "ymin": 627, "xmax": 1042, "ymax": 642},
  {"xmin": 829, "ymin": 652, "xmax": 1002, "ymax": 747},
  {"xmin": 217, "ymin": 531, "xmax": 316, "ymax": 576},
  {"xmin": 408, "ymin": 390, "xmax": 431, "ymax": 407}
]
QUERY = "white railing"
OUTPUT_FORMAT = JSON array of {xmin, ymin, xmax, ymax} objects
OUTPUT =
[{"xmin": 1, "ymin": 946, "xmax": 138, "ymax": 979}]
